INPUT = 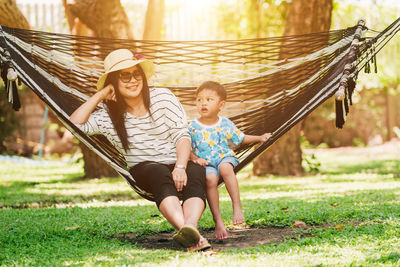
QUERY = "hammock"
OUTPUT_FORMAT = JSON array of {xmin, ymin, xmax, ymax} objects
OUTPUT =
[{"xmin": 0, "ymin": 18, "xmax": 399, "ymax": 201}]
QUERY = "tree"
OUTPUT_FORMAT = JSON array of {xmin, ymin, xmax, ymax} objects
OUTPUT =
[
  {"xmin": 63, "ymin": 0, "xmax": 165, "ymax": 178},
  {"xmin": 143, "ymin": 0, "xmax": 165, "ymax": 40},
  {"xmin": 63, "ymin": 0, "xmax": 133, "ymax": 39},
  {"xmin": 253, "ymin": 0, "xmax": 333, "ymax": 176},
  {"xmin": 217, "ymin": 0, "xmax": 289, "ymax": 39},
  {"xmin": 0, "ymin": 0, "xmax": 30, "ymax": 29}
]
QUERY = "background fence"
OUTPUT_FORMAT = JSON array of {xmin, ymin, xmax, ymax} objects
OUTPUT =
[{"xmin": 16, "ymin": 0, "xmax": 223, "ymax": 40}]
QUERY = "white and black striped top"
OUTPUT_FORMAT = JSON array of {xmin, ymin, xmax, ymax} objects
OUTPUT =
[{"xmin": 75, "ymin": 87, "xmax": 190, "ymax": 168}]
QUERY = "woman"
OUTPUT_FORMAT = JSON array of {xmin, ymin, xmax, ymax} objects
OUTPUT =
[{"xmin": 70, "ymin": 49, "xmax": 210, "ymax": 251}]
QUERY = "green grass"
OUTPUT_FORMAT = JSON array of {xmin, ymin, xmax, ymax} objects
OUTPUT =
[{"xmin": 1, "ymin": 145, "xmax": 400, "ymax": 266}]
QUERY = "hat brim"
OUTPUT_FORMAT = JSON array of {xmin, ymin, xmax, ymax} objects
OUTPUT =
[{"xmin": 96, "ymin": 59, "xmax": 154, "ymax": 90}]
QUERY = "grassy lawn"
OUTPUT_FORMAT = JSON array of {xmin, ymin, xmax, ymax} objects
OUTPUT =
[{"xmin": 1, "ymin": 143, "xmax": 400, "ymax": 266}]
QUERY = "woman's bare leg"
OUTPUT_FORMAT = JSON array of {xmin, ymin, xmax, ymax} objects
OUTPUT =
[
  {"xmin": 159, "ymin": 196, "xmax": 205, "ymax": 229},
  {"xmin": 158, "ymin": 196, "xmax": 185, "ymax": 230},
  {"xmin": 182, "ymin": 197, "xmax": 205, "ymax": 228}
]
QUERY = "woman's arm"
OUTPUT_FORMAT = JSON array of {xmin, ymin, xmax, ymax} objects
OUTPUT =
[
  {"xmin": 70, "ymin": 85, "xmax": 115, "ymax": 124},
  {"xmin": 175, "ymin": 138, "xmax": 191, "ymax": 168},
  {"xmin": 172, "ymin": 137, "xmax": 191, "ymax": 192},
  {"xmin": 159, "ymin": 88, "xmax": 193, "ymax": 191}
]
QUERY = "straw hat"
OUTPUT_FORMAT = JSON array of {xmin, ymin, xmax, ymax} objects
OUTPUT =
[{"xmin": 96, "ymin": 49, "xmax": 155, "ymax": 90}]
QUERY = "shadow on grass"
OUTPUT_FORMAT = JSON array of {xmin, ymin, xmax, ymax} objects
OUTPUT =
[
  {"xmin": 0, "ymin": 188, "xmax": 399, "ymax": 265},
  {"xmin": 0, "ymin": 176, "xmax": 141, "ymax": 209},
  {"xmin": 367, "ymin": 252, "xmax": 400, "ymax": 265},
  {"xmin": 322, "ymin": 159, "xmax": 400, "ymax": 176},
  {"xmin": 243, "ymin": 188, "xmax": 400, "ymax": 227}
]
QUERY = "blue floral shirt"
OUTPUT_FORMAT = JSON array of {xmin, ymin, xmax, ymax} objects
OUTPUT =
[{"xmin": 188, "ymin": 117, "xmax": 245, "ymax": 165}]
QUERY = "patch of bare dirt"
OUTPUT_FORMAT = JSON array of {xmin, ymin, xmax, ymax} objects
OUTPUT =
[
  {"xmin": 116, "ymin": 221, "xmax": 370, "ymax": 251},
  {"xmin": 118, "ymin": 226, "xmax": 302, "ymax": 251}
]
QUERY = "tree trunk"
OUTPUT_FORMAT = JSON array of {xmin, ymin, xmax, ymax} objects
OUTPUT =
[
  {"xmin": 253, "ymin": 0, "xmax": 333, "ymax": 176},
  {"xmin": 63, "ymin": 0, "xmax": 94, "ymax": 37},
  {"xmin": 63, "ymin": 0, "xmax": 164, "ymax": 178},
  {"xmin": 0, "ymin": 0, "xmax": 30, "ymax": 29},
  {"xmin": 78, "ymin": 143, "xmax": 116, "ymax": 178},
  {"xmin": 247, "ymin": 0, "xmax": 261, "ymax": 38},
  {"xmin": 64, "ymin": 0, "xmax": 133, "ymax": 39},
  {"xmin": 385, "ymin": 88, "xmax": 396, "ymax": 141},
  {"xmin": 143, "ymin": 0, "xmax": 165, "ymax": 40}
]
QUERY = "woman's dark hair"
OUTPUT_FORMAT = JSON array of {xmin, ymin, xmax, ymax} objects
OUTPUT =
[{"xmin": 103, "ymin": 65, "xmax": 151, "ymax": 151}]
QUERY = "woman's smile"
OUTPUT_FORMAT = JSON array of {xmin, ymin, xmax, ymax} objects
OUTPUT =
[{"xmin": 126, "ymin": 84, "xmax": 139, "ymax": 91}]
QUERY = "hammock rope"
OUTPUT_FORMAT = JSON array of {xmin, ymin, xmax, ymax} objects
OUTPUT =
[{"xmin": 0, "ymin": 18, "xmax": 399, "ymax": 201}]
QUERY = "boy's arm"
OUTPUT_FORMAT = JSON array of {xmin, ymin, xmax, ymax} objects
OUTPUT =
[
  {"xmin": 242, "ymin": 132, "xmax": 272, "ymax": 144},
  {"xmin": 190, "ymin": 151, "xmax": 208, "ymax": 166},
  {"xmin": 190, "ymin": 151, "xmax": 199, "ymax": 161}
]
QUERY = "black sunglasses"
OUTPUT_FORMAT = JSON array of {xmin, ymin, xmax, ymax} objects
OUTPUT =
[{"xmin": 119, "ymin": 70, "xmax": 142, "ymax": 83}]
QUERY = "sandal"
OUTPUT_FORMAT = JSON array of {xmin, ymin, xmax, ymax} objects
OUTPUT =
[
  {"xmin": 173, "ymin": 225, "xmax": 201, "ymax": 248},
  {"xmin": 187, "ymin": 237, "xmax": 211, "ymax": 252}
]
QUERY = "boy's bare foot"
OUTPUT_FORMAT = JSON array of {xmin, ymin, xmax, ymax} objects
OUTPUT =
[
  {"xmin": 214, "ymin": 221, "xmax": 228, "ymax": 240},
  {"xmin": 232, "ymin": 208, "xmax": 245, "ymax": 225}
]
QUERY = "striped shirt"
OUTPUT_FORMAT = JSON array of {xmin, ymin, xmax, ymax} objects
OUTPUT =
[{"xmin": 75, "ymin": 87, "xmax": 190, "ymax": 168}]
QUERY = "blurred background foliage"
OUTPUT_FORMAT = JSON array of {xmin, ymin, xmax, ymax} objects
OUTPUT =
[
  {"xmin": 215, "ymin": 0, "xmax": 290, "ymax": 39},
  {"xmin": 0, "ymin": 83, "xmax": 23, "ymax": 154}
]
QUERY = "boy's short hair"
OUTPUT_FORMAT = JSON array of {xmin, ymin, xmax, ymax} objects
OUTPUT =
[{"xmin": 196, "ymin": 81, "xmax": 227, "ymax": 100}]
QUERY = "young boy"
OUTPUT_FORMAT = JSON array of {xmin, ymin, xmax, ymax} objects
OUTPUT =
[{"xmin": 188, "ymin": 81, "xmax": 271, "ymax": 240}]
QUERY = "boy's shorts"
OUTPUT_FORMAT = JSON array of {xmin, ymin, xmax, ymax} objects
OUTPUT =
[{"xmin": 205, "ymin": 156, "xmax": 239, "ymax": 178}]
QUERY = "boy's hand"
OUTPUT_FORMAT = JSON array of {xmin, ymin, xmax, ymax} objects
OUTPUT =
[
  {"xmin": 190, "ymin": 151, "xmax": 208, "ymax": 166},
  {"xmin": 260, "ymin": 132, "xmax": 272, "ymax": 142},
  {"xmin": 193, "ymin": 157, "xmax": 208, "ymax": 167}
]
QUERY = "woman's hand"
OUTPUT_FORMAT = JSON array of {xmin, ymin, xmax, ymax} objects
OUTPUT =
[
  {"xmin": 172, "ymin": 168, "xmax": 187, "ymax": 192},
  {"xmin": 101, "ymin": 84, "xmax": 116, "ymax": 102}
]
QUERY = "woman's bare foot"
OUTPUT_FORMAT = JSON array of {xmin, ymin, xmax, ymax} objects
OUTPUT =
[
  {"xmin": 232, "ymin": 207, "xmax": 245, "ymax": 225},
  {"xmin": 214, "ymin": 221, "xmax": 228, "ymax": 240}
]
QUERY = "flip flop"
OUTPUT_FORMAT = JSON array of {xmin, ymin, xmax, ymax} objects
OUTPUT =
[
  {"xmin": 172, "ymin": 225, "xmax": 201, "ymax": 248},
  {"xmin": 187, "ymin": 237, "xmax": 211, "ymax": 252}
]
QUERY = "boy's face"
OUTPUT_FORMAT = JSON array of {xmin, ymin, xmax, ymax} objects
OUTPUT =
[{"xmin": 195, "ymin": 88, "xmax": 225, "ymax": 119}]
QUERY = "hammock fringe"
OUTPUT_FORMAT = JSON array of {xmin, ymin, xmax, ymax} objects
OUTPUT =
[{"xmin": 0, "ymin": 55, "xmax": 20, "ymax": 111}]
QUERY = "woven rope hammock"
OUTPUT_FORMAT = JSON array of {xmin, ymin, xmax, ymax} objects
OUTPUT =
[{"xmin": 1, "ymin": 18, "xmax": 399, "ymax": 200}]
